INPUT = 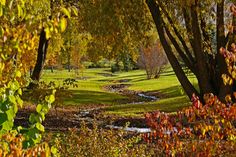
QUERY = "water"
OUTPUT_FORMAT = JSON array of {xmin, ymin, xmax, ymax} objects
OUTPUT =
[
  {"xmin": 106, "ymin": 125, "xmax": 152, "ymax": 133},
  {"xmin": 137, "ymin": 93, "xmax": 159, "ymax": 101}
]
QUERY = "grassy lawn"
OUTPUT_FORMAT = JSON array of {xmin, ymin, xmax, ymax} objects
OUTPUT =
[{"xmin": 41, "ymin": 67, "xmax": 196, "ymax": 116}]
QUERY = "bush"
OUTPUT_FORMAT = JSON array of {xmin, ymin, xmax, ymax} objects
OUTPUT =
[
  {"xmin": 144, "ymin": 93, "xmax": 236, "ymax": 156},
  {"xmin": 45, "ymin": 122, "xmax": 154, "ymax": 157},
  {"xmin": 111, "ymin": 63, "xmax": 121, "ymax": 73},
  {"xmin": 0, "ymin": 132, "xmax": 51, "ymax": 156},
  {"xmin": 137, "ymin": 43, "xmax": 168, "ymax": 79}
]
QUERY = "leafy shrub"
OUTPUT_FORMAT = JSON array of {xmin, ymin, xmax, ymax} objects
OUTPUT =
[
  {"xmin": 0, "ymin": 75, "xmax": 56, "ymax": 155},
  {"xmin": 0, "ymin": 132, "xmax": 51, "ymax": 157},
  {"xmin": 111, "ymin": 63, "xmax": 121, "ymax": 73},
  {"xmin": 45, "ymin": 122, "xmax": 154, "ymax": 157},
  {"xmin": 144, "ymin": 93, "xmax": 236, "ymax": 156}
]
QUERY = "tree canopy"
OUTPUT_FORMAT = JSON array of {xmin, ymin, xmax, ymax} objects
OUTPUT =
[{"xmin": 78, "ymin": 0, "xmax": 154, "ymax": 63}]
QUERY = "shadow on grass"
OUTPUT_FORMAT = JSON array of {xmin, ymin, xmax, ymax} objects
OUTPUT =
[
  {"xmin": 105, "ymin": 96, "xmax": 190, "ymax": 115},
  {"xmin": 111, "ymin": 73, "xmax": 146, "ymax": 80},
  {"xmin": 97, "ymin": 73, "xmax": 146, "ymax": 82},
  {"xmin": 64, "ymin": 90, "xmax": 129, "ymax": 106}
]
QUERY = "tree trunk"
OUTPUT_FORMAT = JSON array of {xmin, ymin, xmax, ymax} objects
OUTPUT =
[
  {"xmin": 190, "ymin": 4, "xmax": 213, "ymax": 96},
  {"xmin": 51, "ymin": 66, "xmax": 54, "ymax": 73},
  {"xmin": 216, "ymin": 0, "xmax": 232, "ymax": 101},
  {"xmin": 146, "ymin": 0, "xmax": 235, "ymax": 102},
  {"xmin": 146, "ymin": 0, "xmax": 199, "ymax": 100},
  {"xmin": 28, "ymin": 29, "xmax": 49, "ymax": 88}
]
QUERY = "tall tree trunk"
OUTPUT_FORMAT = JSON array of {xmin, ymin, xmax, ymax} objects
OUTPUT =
[
  {"xmin": 190, "ymin": 3, "xmax": 213, "ymax": 96},
  {"xmin": 216, "ymin": 0, "xmax": 232, "ymax": 101},
  {"xmin": 146, "ymin": 0, "xmax": 199, "ymax": 99},
  {"xmin": 29, "ymin": 29, "xmax": 49, "ymax": 88}
]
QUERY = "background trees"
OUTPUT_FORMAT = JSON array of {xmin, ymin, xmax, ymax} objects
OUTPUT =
[
  {"xmin": 78, "ymin": 0, "xmax": 153, "ymax": 71},
  {"xmin": 146, "ymin": 0, "xmax": 236, "ymax": 101}
]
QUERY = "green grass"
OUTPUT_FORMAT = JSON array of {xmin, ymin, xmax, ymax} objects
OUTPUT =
[
  {"xmin": 42, "ymin": 68, "xmax": 129, "ymax": 106},
  {"xmin": 41, "ymin": 67, "xmax": 196, "ymax": 116},
  {"xmin": 105, "ymin": 96, "xmax": 190, "ymax": 117}
]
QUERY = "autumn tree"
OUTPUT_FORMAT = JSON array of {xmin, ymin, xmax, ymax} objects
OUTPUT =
[
  {"xmin": 138, "ymin": 42, "xmax": 168, "ymax": 79},
  {"xmin": 46, "ymin": 34, "xmax": 64, "ymax": 72},
  {"xmin": 146, "ymin": 0, "xmax": 236, "ymax": 101},
  {"xmin": 78, "ymin": 0, "xmax": 152, "ymax": 69},
  {"xmin": 29, "ymin": 0, "xmax": 78, "ymax": 87},
  {"xmin": 0, "ymin": 0, "xmax": 41, "ymax": 84}
]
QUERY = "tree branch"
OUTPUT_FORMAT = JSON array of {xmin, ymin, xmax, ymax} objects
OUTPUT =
[
  {"xmin": 190, "ymin": 2, "xmax": 213, "ymax": 94},
  {"xmin": 157, "ymin": 0, "xmax": 195, "ymax": 63},
  {"xmin": 162, "ymin": 20, "xmax": 197, "ymax": 75}
]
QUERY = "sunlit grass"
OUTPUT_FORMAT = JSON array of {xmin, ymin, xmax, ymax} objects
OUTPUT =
[
  {"xmin": 104, "ymin": 96, "xmax": 190, "ymax": 117},
  {"xmin": 41, "ymin": 66, "xmax": 195, "ymax": 116}
]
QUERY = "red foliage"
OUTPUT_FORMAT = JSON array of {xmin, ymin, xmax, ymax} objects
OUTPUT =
[{"xmin": 144, "ymin": 93, "xmax": 236, "ymax": 156}]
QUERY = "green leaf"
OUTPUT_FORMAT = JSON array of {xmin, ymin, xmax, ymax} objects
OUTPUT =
[
  {"xmin": 2, "ymin": 120, "xmax": 13, "ymax": 131},
  {"xmin": 1, "ymin": 101, "xmax": 10, "ymax": 111},
  {"xmin": 51, "ymin": 146, "xmax": 58, "ymax": 155},
  {"xmin": 61, "ymin": 7, "xmax": 71, "ymax": 18},
  {"xmin": 17, "ymin": 5, "xmax": 23, "ymax": 18},
  {"xmin": 0, "ymin": 113, "xmax": 8, "ymax": 125},
  {"xmin": 36, "ymin": 104, "xmax": 43, "ymax": 113},
  {"xmin": 9, "ymin": 80, "xmax": 20, "ymax": 91},
  {"xmin": 0, "ymin": 62, "xmax": 5, "ymax": 72},
  {"xmin": 9, "ymin": 95, "xmax": 16, "ymax": 105},
  {"xmin": 49, "ymin": 94, "xmax": 55, "ymax": 103},
  {"xmin": 60, "ymin": 17, "xmax": 67, "ymax": 32},
  {"xmin": 16, "ymin": 96, "xmax": 23, "ymax": 107},
  {"xmin": 15, "ymin": 70, "xmax": 21, "ymax": 78},
  {"xmin": 36, "ymin": 123, "xmax": 45, "ymax": 132},
  {"xmin": 13, "ymin": 103, "xmax": 18, "ymax": 114},
  {"xmin": 29, "ymin": 113, "xmax": 36, "ymax": 124},
  {"xmin": 32, "ymin": 133, "xmax": 42, "ymax": 144},
  {"xmin": 6, "ymin": 107, "xmax": 15, "ymax": 120},
  {"xmin": 17, "ymin": 89, "xmax": 22, "ymax": 96},
  {"xmin": 17, "ymin": 126, "xmax": 23, "ymax": 132},
  {"xmin": 40, "ymin": 112, "xmax": 45, "ymax": 121}
]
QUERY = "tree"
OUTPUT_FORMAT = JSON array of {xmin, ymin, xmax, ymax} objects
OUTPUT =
[
  {"xmin": 29, "ymin": 0, "xmax": 78, "ymax": 87},
  {"xmin": 146, "ymin": 0, "xmax": 236, "ymax": 101},
  {"xmin": 138, "ymin": 42, "xmax": 168, "ymax": 79},
  {"xmin": 78, "ymin": 0, "xmax": 153, "ymax": 68},
  {"xmin": 0, "ymin": 0, "xmax": 41, "ymax": 84}
]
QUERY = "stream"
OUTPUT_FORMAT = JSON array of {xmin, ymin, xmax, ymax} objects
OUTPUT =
[
  {"xmin": 72, "ymin": 80, "xmax": 162, "ymax": 133},
  {"xmin": 103, "ymin": 80, "xmax": 160, "ymax": 104}
]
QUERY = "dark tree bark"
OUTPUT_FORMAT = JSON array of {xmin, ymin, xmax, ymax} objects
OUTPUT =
[
  {"xmin": 189, "ymin": 3, "xmax": 213, "ymax": 95},
  {"xmin": 146, "ymin": 0, "xmax": 235, "ymax": 102},
  {"xmin": 28, "ymin": 29, "xmax": 49, "ymax": 88},
  {"xmin": 146, "ymin": 0, "xmax": 199, "ymax": 100},
  {"xmin": 215, "ymin": 0, "xmax": 232, "ymax": 100}
]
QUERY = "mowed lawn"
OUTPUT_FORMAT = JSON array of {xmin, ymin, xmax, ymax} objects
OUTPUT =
[{"xmin": 42, "ymin": 67, "xmax": 197, "ymax": 116}]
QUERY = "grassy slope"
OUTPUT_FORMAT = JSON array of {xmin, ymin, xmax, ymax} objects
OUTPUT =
[
  {"xmin": 42, "ymin": 68, "xmax": 128, "ymax": 106},
  {"xmin": 42, "ymin": 67, "xmax": 196, "ymax": 116}
]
